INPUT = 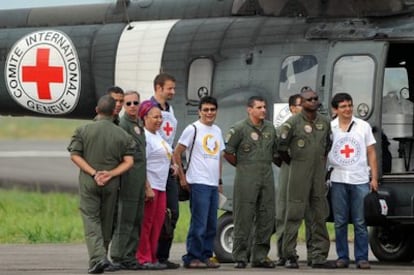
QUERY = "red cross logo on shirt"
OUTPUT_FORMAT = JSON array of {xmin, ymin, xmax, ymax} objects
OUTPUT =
[
  {"xmin": 340, "ymin": 144, "xmax": 354, "ymax": 158},
  {"xmin": 163, "ymin": 122, "xmax": 173, "ymax": 136},
  {"xmin": 22, "ymin": 48, "xmax": 64, "ymax": 100}
]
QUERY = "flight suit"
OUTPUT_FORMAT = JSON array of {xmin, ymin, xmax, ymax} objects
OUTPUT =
[
  {"xmin": 110, "ymin": 114, "xmax": 146, "ymax": 265},
  {"xmin": 276, "ymin": 156, "xmax": 315, "ymax": 263},
  {"xmin": 275, "ymin": 112, "xmax": 318, "ymax": 264},
  {"xmin": 67, "ymin": 117, "xmax": 135, "ymax": 268},
  {"xmin": 277, "ymin": 112, "xmax": 331, "ymax": 264},
  {"xmin": 225, "ymin": 118, "xmax": 277, "ymax": 263}
]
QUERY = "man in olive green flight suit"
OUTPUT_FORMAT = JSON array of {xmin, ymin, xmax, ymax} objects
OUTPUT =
[
  {"xmin": 68, "ymin": 95, "xmax": 135, "ymax": 274},
  {"xmin": 277, "ymin": 88, "xmax": 334, "ymax": 269},
  {"xmin": 224, "ymin": 96, "xmax": 277, "ymax": 269},
  {"xmin": 110, "ymin": 91, "xmax": 147, "ymax": 270},
  {"xmin": 275, "ymin": 93, "xmax": 314, "ymax": 266}
]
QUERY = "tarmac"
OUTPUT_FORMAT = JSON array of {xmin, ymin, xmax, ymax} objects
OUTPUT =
[{"xmin": 1, "ymin": 242, "xmax": 414, "ymax": 275}]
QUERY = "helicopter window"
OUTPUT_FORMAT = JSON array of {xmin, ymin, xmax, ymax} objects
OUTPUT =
[
  {"xmin": 382, "ymin": 67, "xmax": 412, "ymax": 173},
  {"xmin": 279, "ymin": 55, "xmax": 318, "ymax": 101},
  {"xmin": 332, "ymin": 55, "xmax": 375, "ymax": 118},
  {"xmin": 382, "ymin": 68, "xmax": 411, "ymax": 116},
  {"xmin": 187, "ymin": 58, "xmax": 214, "ymax": 102}
]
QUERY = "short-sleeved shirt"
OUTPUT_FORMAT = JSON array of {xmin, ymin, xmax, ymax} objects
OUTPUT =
[
  {"xmin": 178, "ymin": 120, "xmax": 225, "ymax": 186},
  {"xmin": 144, "ymin": 128, "xmax": 173, "ymax": 191},
  {"xmin": 328, "ymin": 116, "xmax": 376, "ymax": 184},
  {"xmin": 67, "ymin": 117, "xmax": 135, "ymax": 171}
]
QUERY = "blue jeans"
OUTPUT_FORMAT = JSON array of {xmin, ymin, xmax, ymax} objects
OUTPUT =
[
  {"xmin": 331, "ymin": 181, "xmax": 370, "ymax": 263},
  {"xmin": 182, "ymin": 184, "xmax": 218, "ymax": 264}
]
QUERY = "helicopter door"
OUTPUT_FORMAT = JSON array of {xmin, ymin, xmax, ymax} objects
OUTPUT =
[{"xmin": 325, "ymin": 41, "xmax": 389, "ymax": 171}]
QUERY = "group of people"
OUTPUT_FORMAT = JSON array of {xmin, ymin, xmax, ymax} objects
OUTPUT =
[
  {"xmin": 226, "ymin": 88, "xmax": 377, "ymax": 270},
  {"xmin": 68, "ymin": 73, "xmax": 225, "ymax": 273},
  {"xmin": 68, "ymin": 75, "xmax": 378, "ymax": 273}
]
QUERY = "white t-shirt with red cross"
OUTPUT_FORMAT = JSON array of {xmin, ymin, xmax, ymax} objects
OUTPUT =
[{"xmin": 328, "ymin": 116, "xmax": 376, "ymax": 185}]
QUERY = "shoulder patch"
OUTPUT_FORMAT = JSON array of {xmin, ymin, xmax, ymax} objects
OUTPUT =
[
  {"xmin": 281, "ymin": 122, "xmax": 292, "ymax": 129},
  {"xmin": 280, "ymin": 122, "xmax": 291, "ymax": 138},
  {"xmin": 225, "ymin": 128, "xmax": 235, "ymax": 143}
]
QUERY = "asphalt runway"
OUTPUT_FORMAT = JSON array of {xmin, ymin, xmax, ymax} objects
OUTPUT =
[
  {"xmin": 0, "ymin": 139, "xmax": 78, "ymax": 193},
  {"xmin": 1, "ymin": 242, "xmax": 413, "ymax": 275}
]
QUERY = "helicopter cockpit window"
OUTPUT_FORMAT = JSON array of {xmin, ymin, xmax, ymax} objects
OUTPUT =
[
  {"xmin": 332, "ymin": 55, "xmax": 375, "ymax": 118},
  {"xmin": 187, "ymin": 58, "xmax": 214, "ymax": 102},
  {"xmin": 279, "ymin": 55, "xmax": 318, "ymax": 101}
]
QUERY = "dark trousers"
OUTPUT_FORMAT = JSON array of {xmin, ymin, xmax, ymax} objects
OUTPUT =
[
  {"xmin": 110, "ymin": 165, "xmax": 146, "ymax": 264},
  {"xmin": 157, "ymin": 172, "xmax": 179, "ymax": 261}
]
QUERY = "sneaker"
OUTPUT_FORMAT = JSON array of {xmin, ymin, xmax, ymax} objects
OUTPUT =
[
  {"xmin": 88, "ymin": 258, "xmax": 110, "ymax": 274},
  {"xmin": 336, "ymin": 259, "xmax": 349, "ymax": 268},
  {"xmin": 159, "ymin": 260, "xmax": 180, "ymax": 269},
  {"xmin": 357, "ymin": 260, "xmax": 371, "ymax": 269},
  {"xmin": 205, "ymin": 257, "xmax": 220, "ymax": 268}
]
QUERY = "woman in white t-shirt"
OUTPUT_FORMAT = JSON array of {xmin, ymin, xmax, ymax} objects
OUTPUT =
[{"xmin": 135, "ymin": 100, "xmax": 177, "ymax": 270}]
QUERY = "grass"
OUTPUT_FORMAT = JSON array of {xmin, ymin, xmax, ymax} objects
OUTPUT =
[
  {"xmin": 0, "ymin": 188, "xmax": 341, "ymax": 244},
  {"xmin": 0, "ymin": 189, "xmax": 83, "ymax": 243},
  {"xmin": 0, "ymin": 189, "xmax": 192, "ymax": 244}
]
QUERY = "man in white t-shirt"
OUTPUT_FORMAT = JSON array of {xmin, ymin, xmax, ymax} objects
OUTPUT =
[
  {"xmin": 328, "ymin": 93, "xmax": 378, "ymax": 269},
  {"xmin": 173, "ymin": 96, "xmax": 225, "ymax": 269}
]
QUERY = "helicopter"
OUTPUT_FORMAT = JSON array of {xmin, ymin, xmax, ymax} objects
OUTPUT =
[{"xmin": 1, "ymin": 0, "xmax": 414, "ymax": 263}]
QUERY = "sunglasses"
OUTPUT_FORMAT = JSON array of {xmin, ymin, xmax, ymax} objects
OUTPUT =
[
  {"xmin": 125, "ymin": 101, "xmax": 139, "ymax": 106},
  {"xmin": 305, "ymin": 96, "xmax": 319, "ymax": 102},
  {"xmin": 201, "ymin": 108, "xmax": 217, "ymax": 113}
]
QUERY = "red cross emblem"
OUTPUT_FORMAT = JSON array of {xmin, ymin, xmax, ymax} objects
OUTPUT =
[
  {"xmin": 163, "ymin": 122, "xmax": 173, "ymax": 136},
  {"xmin": 5, "ymin": 30, "xmax": 81, "ymax": 115},
  {"xmin": 22, "ymin": 48, "xmax": 64, "ymax": 100},
  {"xmin": 340, "ymin": 144, "xmax": 354, "ymax": 158}
]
